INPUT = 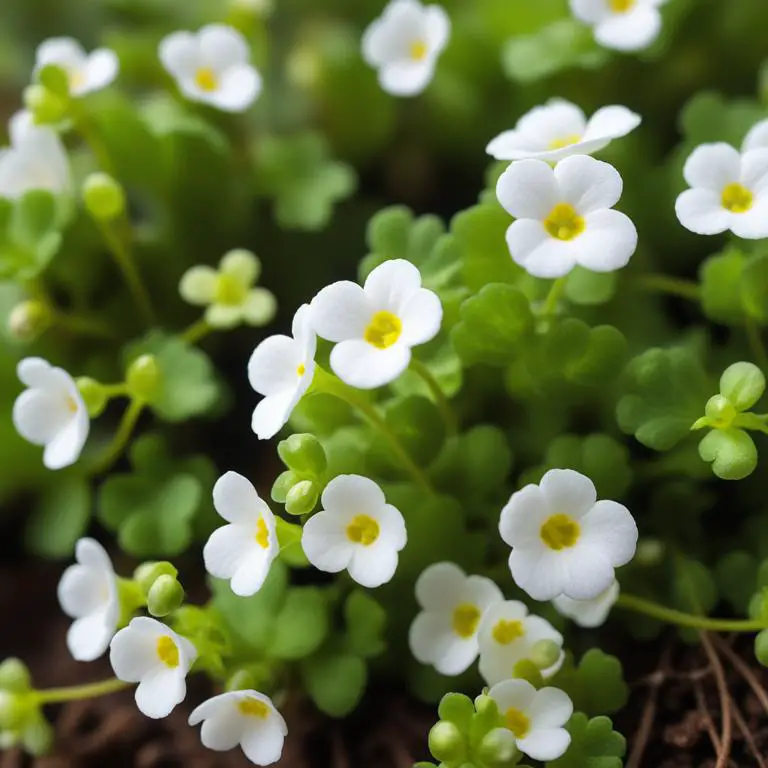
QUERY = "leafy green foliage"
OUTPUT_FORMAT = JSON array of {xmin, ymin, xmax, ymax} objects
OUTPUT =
[
  {"xmin": 343, "ymin": 590, "xmax": 387, "ymax": 659},
  {"xmin": 699, "ymin": 247, "xmax": 747, "ymax": 325},
  {"xmin": 550, "ymin": 650, "xmax": 629, "ymax": 717},
  {"xmin": 545, "ymin": 715, "xmax": 626, "ymax": 768},
  {"xmin": 301, "ymin": 651, "xmax": 367, "ymax": 717},
  {"xmin": 680, "ymin": 91, "xmax": 767, "ymax": 147}
]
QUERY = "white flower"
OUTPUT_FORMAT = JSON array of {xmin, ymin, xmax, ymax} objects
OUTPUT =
[
  {"xmin": 310, "ymin": 259, "xmax": 442, "ymax": 389},
  {"xmin": 500, "ymin": 469, "xmax": 638, "ymax": 602},
  {"xmin": 203, "ymin": 471, "xmax": 279, "ymax": 597},
  {"xmin": 570, "ymin": 0, "xmax": 666, "ymax": 52},
  {"xmin": 0, "ymin": 112, "xmax": 71, "ymax": 200},
  {"xmin": 477, "ymin": 601, "xmax": 564, "ymax": 686},
  {"xmin": 488, "ymin": 679, "xmax": 573, "ymax": 762},
  {"xmin": 180, "ymin": 249, "xmax": 277, "ymax": 329},
  {"xmin": 408, "ymin": 562, "xmax": 503, "ymax": 676},
  {"xmin": 675, "ymin": 143, "xmax": 768, "ymax": 239},
  {"xmin": 57, "ymin": 538, "xmax": 119, "ymax": 662},
  {"xmin": 496, "ymin": 155, "xmax": 637, "ymax": 278},
  {"xmin": 159, "ymin": 24, "xmax": 262, "ymax": 112},
  {"xmin": 552, "ymin": 579, "xmax": 620, "ymax": 628},
  {"xmin": 12, "ymin": 357, "xmax": 89, "ymax": 470},
  {"xmin": 487, "ymin": 99, "xmax": 640, "ymax": 163},
  {"xmin": 362, "ymin": 0, "xmax": 450, "ymax": 97},
  {"xmin": 109, "ymin": 617, "xmax": 197, "ymax": 719},
  {"xmin": 301, "ymin": 475, "xmax": 407, "ymax": 588},
  {"xmin": 189, "ymin": 690, "xmax": 287, "ymax": 766},
  {"xmin": 248, "ymin": 304, "xmax": 316, "ymax": 440},
  {"xmin": 34, "ymin": 37, "xmax": 119, "ymax": 96},
  {"xmin": 744, "ymin": 119, "xmax": 768, "ymax": 153}
]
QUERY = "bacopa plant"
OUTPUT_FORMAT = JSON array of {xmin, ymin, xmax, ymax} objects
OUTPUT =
[{"xmin": 3, "ymin": 0, "xmax": 768, "ymax": 766}]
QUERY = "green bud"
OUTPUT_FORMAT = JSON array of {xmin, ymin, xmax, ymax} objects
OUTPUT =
[
  {"xmin": 277, "ymin": 433, "xmax": 327, "ymax": 476},
  {"xmin": 7, "ymin": 300, "xmax": 51, "ymax": 342},
  {"xmin": 147, "ymin": 574, "xmax": 184, "ymax": 617},
  {"xmin": 83, "ymin": 173, "xmax": 126, "ymax": 221},
  {"xmin": 22, "ymin": 85, "xmax": 68, "ymax": 124},
  {"xmin": 77, "ymin": 377, "xmax": 108, "ymax": 417},
  {"xmin": 225, "ymin": 669, "xmax": 257, "ymax": 691},
  {"xmin": 635, "ymin": 537, "xmax": 665, "ymax": 567},
  {"xmin": 0, "ymin": 692, "xmax": 27, "ymax": 731},
  {"xmin": 438, "ymin": 693, "xmax": 475, "ymax": 730},
  {"xmin": 530, "ymin": 639, "xmax": 561, "ymax": 670},
  {"xmin": 756, "ymin": 630, "xmax": 768, "ymax": 667},
  {"xmin": 511, "ymin": 659, "xmax": 543, "ymax": 688},
  {"xmin": 271, "ymin": 470, "xmax": 299, "ymax": 503},
  {"xmin": 0, "ymin": 659, "xmax": 31, "ymax": 693},
  {"xmin": 720, "ymin": 361, "xmax": 766, "ymax": 412},
  {"xmin": 133, "ymin": 561, "xmax": 178, "ymax": 595},
  {"xmin": 704, "ymin": 394, "xmax": 737, "ymax": 428},
  {"xmin": 21, "ymin": 714, "xmax": 54, "ymax": 757},
  {"xmin": 36, "ymin": 64, "xmax": 70, "ymax": 97},
  {"xmin": 749, "ymin": 587, "xmax": 768, "ymax": 621},
  {"xmin": 126, "ymin": 354, "xmax": 161, "ymax": 402},
  {"xmin": 285, "ymin": 479, "xmax": 320, "ymax": 516},
  {"xmin": 477, "ymin": 728, "xmax": 519, "ymax": 767},
  {"xmin": 428, "ymin": 721, "xmax": 466, "ymax": 764}
]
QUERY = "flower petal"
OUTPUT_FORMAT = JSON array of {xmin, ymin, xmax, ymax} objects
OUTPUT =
[
  {"xmin": 398, "ymin": 288, "xmax": 442, "ymax": 346},
  {"xmin": 740, "ymin": 148, "xmax": 768, "ymax": 194},
  {"xmin": 744, "ymin": 119, "xmax": 768, "ymax": 152},
  {"xmin": 573, "ymin": 209, "xmax": 637, "ymax": 272},
  {"xmin": 516, "ymin": 99, "xmax": 587, "ymax": 147},
  {"xmin": 580, "ymin": 500, "xmax": 638, "ymax": 566},
  {"xmin": 248, "ymin": 335, "xmax": 301, "ymax": 396},
  {"xmin": 594, "ymin": 7, "xmax": 662, "ymax": 52},
  {"xmin": 301, "ymin": 512, "xmax": 354, "ymax": 573},
  {"xmin": 199, "ymin": 713, "xmax": 243, "ymax": 751},
  {"xmin": 35, "ymin": 37, "xmax": 86, "ymax": 70},
  {"xmin": 569, "ymin": 0, "xmax": 609, "ymax": 25},
  {"xmin": 675, "ymin": 189, "xmax": 731, "ymax": 235},
  {"xmin": 363, "ymin": 259, "xmax": 422, "ymax": 312},
  {"xmin": 17, "ymin": 357, "xmax": 51, "ymax": 388},
  {"xmin": 311, "ymin": 281, "xmax": 371, "ymax": 342},
  {"xmin": 425, "ymin": 5, "xmax": 451, "ymax": 52},
  {"xmin": 203, "ymin": 525, "xmax": 257, "ymax": 581},
  {"xmin": 377, "ymin": 503, "xmax": 408, "ymax": 551},
  {"xmin": 496, "ymin": 160, "xmax": 559, "ymax": 220},
  {"xmin": 518, "ymin": 728, "xmax": 571, "ymax": 762},
  {"xmin": 347, "ymin": 545, "xmax": 399, "ymax": 588},
  {"xmin": 552, "ymin": 579, "xmax": 619, "ymax": 628},
  {"xmin": 415, "ymin": 562, "xmax": 467, "ymax": 610},
  {"xmin": 322, "ymin": 474, "xmax": 386, "ymax": 518},
  {"xmin": 57, "ymin": 565, "xmax": 106, "ymax": 619},
  {"xmin": 509, "ymin": 548, "xmax": 568, "ymax": 602},
  {"xmin": 135, "ymin": 667, "xmax": 186, "ymax": 719},
  {"xmin": 561, "ymin": 547, "xmax": 616, "ymax": 600},
  {"xmin": 462, "ymin": 575, "xmax": 504, "ymax": 612},
  {"xmin": 582, "ymin": 105, "xmax": 641, "ymax": 143},
  {"xmin": 251, "ymin": 390, "xmax": 297, "ymax": 441},
  {"xmin": 506, "ymin": 221, "xmax": 576, "ymax": 278},
  {"xmin": 683, "ymin": 143, "xmax": 741, "ymax": 191},
  {"xmin": 231, "ymin": 545, "xmax": 276, "ymax": 597},
  {"xmin": 409, "ymin": 612, "xmax": 456, "ymax": 666},
  {"xmin": 43, "ymin": 412, "xmax": 88, "ymax": 470},
  {"xmin": 499, "ymin": 485, "xmax": 549, "ymax": 548},
  {"xmin": 528, "ymin": 687, "xmax": 574, "ymax": 729},
  {"xmin": 212, "ymin": 471, "xmax": 265, "ymax": 524},
  {"xmin": 379, "ymin": 60, "xmax": 435, "ymax": 97},
  {"xmin": 159, "ymin": 31, "xmax": 199, "ymax": 78},
  {"xmin": 198, "ymin": 24, "xmax": 250, "ymax": 70},
  {"xmin": 730, "ymin": 197, "xmax": 768, "ymax": 239},
  {"xmin": 330, "ymin": 339, "xmax": 411, "ymax": 389},
  {"xmin": 109, "ymin": 627, "xmax": 157, "ymax": 682},
  {"xmin": 540, "ymin": 469, "xmax": 597, "ymax": 519},
  {"xmin": 13, "ymin": 388, "xmax": 69, "ymax": 446},
  {"xmin": 488, "ymin": 678, "xmax": 537, "ymax": 714},
  {"xmin": 555, "ymin": 155, "xmax": 623, "ymax": 214},
  {"xmin": 179, "ymin": 266, "xmax": 217, "ymax": 305},
  {"xmin": 241, "ymin": 721, "xmax": 286, "ymax": 766},
  {"xmin": 212, "ymin": 64, "xmax": 262, "ymax": 112},
  {"xmin": 67, "ymin": 610, "xmax": 114, "ymax": 662},
  {"xmin": 81, "ymin": 49, "xmax": 119, "ymax": 94}
]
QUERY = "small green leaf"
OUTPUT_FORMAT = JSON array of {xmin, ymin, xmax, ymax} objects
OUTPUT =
[
  {"xmin": 698, "ymin": 427, "xmax": 757, "ymax": 480},
  {"xmin": 716, "ymin": 551, "xmax": 758, "ymax": 613},
  {"xmin": 275, "ymin": 517, "xmax": 309, "ymax": 567},
  {"xmin": 550, "ymin": 650, "xmax": 629, "ymax": 717},
  {"xmin": 344, "ymin": 591, "xmax": 387, "ymax": 659},
  {"xmin": 270, "ymin": 587, "xmax": 329, "ymax": 660},
  {"xmin": 302, "ymin": 651, "xmax": 367, "ymax": 717},
  {"xmin": 742, "ymin": 250, "xmax": 768, "ymax": 323},
  {"xmin": 680, "ymin": 92, "xmax": 768, "ymax": 147},
  {"xmin": 699, "ymin": 247, "xmax": 746, "ymax": 325},
  {"xmin": 565, "ymin": 267, "xmax": 617, "ymax": 307},
  {"xmin": 546, "ymin": 714, "xmax": 626, "ymax": 768},
  {"xmin": 378, "ymin": 395, "xmax": 446, "ymax": 467}
]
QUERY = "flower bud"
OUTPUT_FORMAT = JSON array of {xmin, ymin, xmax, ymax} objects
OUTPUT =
[
  {"xmin": 271, "ymin": 470, "xmax": 298, "ymax": 503},
  {"xmin": 437, "ymin": 692, "xmax": 474, "ymax": 730},
  {"xmin": 147, "ymin": 574, "xmax": 185, "ymax": 617},
  {"xmin": 477, "ymin": 728, "xmax": 519, "ymax": 767},
  {"xmin": 635, "ymin": 537, "xmax": 665, "ymax": 566},
  {"xmin": 7, "ymin": 300, "xmax": 51, "ymax": 342},
  {"xmin": 720, "ymin": 361, "xmax": 766, "ymax": 412},
  {"xmin": 77, "ymin": 377, "xmax": 108, "ymax": 417},
  {"xmin": 285, "ymin": 479, "xmax": 320, "ymax": 516},
  {"xmin": 126, "ymin": 354, "xmax": 161, "ymax": 402},
  {"xmin": 36, "ymin": 64, "xmax": 70, "ymax": 97},
  {"xmin": 20, "ymin": 714, "xmax": 53, "ymax": 757},
  {"xmin": 704, "ymin": 394, "xmax": 737, "ymax": 428},
  {"xmin": 83, "ymin": 173, "xmax": 126, "ymax": 221},
  {"xmin": 278, "ymin": 433, "xmax": 327, "ymax": 476},
  {"xmin": 133, "ymin": 561, "xmax": 178, "ymax": 595},
  {"xmin": 0, "ymin": 692, "xmax": 27, "ymax": 732},
  {"xmin": 22, "ymin": 84, "xmax": 68, "ymax": 124},
  {"xmin": 756, "ymin": 629, "xmax": 768, "ymax": 668},
  {"xmin": 530, "ymin": 639, "xmax": 561, "ymax": 670},
  {"xmin": 511, "ymin": 659, "xmax": 543, "ymax": 688},
  {"xmin": 428, "ymin": 721, "xmax": 466, "ymax": 764},
  {"xmin": 749, "ymin": 587, "xmax": 768, "ymax": 622},
  {"xmin": 0, "ymin": 659, "xmax": 31, "ymax": 693}
]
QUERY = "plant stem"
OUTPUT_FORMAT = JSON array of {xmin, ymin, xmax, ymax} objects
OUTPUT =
[
  {"xmin": 541, "ymin": 277, "xmax": 567, "ymax": 317},
  {"xmin": 617, "ymin": 593, "xmax": 767, "ymax": 633},
  {"xmin": 181, "ymin": 318, "xmax": 213, "ymax": 345},
  {"xmin": 409, "ymin": 358, "xmax": 458, "ymax": 437},
  {"xmin": 638, "ymin": 274, "xmax": 701, "ymax": 302},
  {"xmin": 54, "ymin": 311, "xmax": 118, "ymax": 340},
  {"xmin": 745, "ymin": 318, "xmax": 768, "ymax": 374},
  {"xmin": 312, "ymin": 367, "xmax": 435, "ymax": 494},
  {"xmin": 91, "ymin": 399, "xmax": 144, "ymax": 476},
  {"xmin": 34, "ymin": 677, "xmax": 128, "ymax": 705}
]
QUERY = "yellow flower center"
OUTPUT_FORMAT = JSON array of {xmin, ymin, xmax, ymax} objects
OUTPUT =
[
  {"xmin": 346, "ymin": 514, "xmax": 380, "ymax": 546},
  {"xmin": 69, "ymin": 69, "xmax": 87, "ymax": 91},
  {"xmin": 364, "ymin": 310, "xmax": 402, "ymax": 349},
  {"xmin": 238, "ymin": 697, "xmax": 270, "ymax": 719},
  {"xmin": 410, "ymin": 40, "xmax": 429, "ymax": 61},
  {"xmin": 548, "ymin": 134, "xmax": 582, "ymax": 150},
  {"xmin": 721, "ymin": 182, "xmax": 754, "ymax": 214},
  {"xmin": 156, "ymin": 636, "xmax": 179, "ymax": 668},
  {"xmin": 195, "ymin": 67, "xmax": 219, "ymax": 92},
  {"xmin": 492, "ymin": 619, "xmax": 526, "ymax": 645},
  {"xmin": 540, "ymin": 513, "xmax": 581, "ymax": 551},
  {"xmin": 214, "ymin": 273, "xmax": 248, "ymax": 306},
  {"xmin": 297, "ymin": 363, "xmax": 306, "ymax": 377},
  {"xmin": 65, "ymin": 395, "xmax": 79, "ymax": 414},
  {"xmin": 504, "ymin": 707, "xmax": 531, "ymax": 738},
  {"xmin": 609, "ymin": 0, "xmax": 636, "ymax": 11},
  {"xmin": 452, "ymin": 603, "xmax": 481, "ymax": 639},
  {"xmin": 255, "ymin": 517, "xmax": 270, "ymax": 549},
  {"xmin": 544, "ymin": 203, "xmax": 586, "ymax": 241}
]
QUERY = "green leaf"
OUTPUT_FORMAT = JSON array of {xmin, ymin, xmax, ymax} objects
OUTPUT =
[
  {"xmin": 275, "ymin": 517, "xmax": 310, "ymax": 567},
  {"xmin": 302, "ymin": 651, "xmax": 367, "ymax": 717},
  {"xmin": 680, "ymin": 91, "xmax": 768, "ymax": 147},
  {"xmin": 699, "ymin": 247, "xmax": 746, "ymax": 325},
  {"xmin": 698, "ymin": 427, "xmax": 757, "ymax": 480},
  {"xmin": 344, "ymin": 591, "xmax": 387, "ymax": 659},
  {"xmin": 550, "ymin": 650, "xmax": 629, "ymax": 717},
  {"xmin": 741, "ymin": 250, "xmax": 768, "ymax": 323},
  {"xmin": 546, "ymin": 714, "xmax": 626, "ymax": 768},
  {"xmin": 452, "ymin": 283, "xmax": 535, "ymax": 367},
  {"xmin": 617, "ymin": 346, "xmax": 711, "ymax": 451},
  {"xmin": 376, "ymin": 395, "xmax": 446, "ymax": 467},
  {"xmin": 123, "ymin": 331, "xmax": 220, "ymax": 422},
  {"xmin": 565, "ymin": 267, "xmax": 617, "ymax": 307},
  {"xmin": 716, "ymin": 551, "xmax": 758, "ymax": 613},
  {"xmin": 25, "ymin": 476, "xmax": 91, "ymax": 559},
  {"xmin": 270, "ymin": 587, "xmax": 329, "ymax": 660},
  {"xmin": 673, "ymin": 557, "xmax": 718, "ymax": 617}
]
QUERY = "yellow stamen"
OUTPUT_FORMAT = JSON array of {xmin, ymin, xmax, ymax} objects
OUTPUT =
[
  {"xmin": 69, "ymin": 70, "xmax": 87, "ymax": 91},
  {"xmin": 609, "ymin": 0, "xmax": 635, "ymax": 11},
  {"xmin": 452, "ymin": 603, "xmax": 481, "ymax": 639},
  {"xmin": 504, "ymin": 707, "xmax": 530, "ymax": 738},
  {"xmin": 544, "ymin": 203, "xmax": 586, "ymax": 241},
  {"xmin": 156, "ymin": 636, "xmax": 179, "ymax": 668},
  {"xmin": 410, "ymin": 40, "xmax": 428, "ymax": 61},
  {"xmin": 255, "ymin": 517, "xmax": 270, "ymax": 549},
  {"xmin": 548, "ymin": 134, "xmax": 582, "ymax": 150},
  {"xmin": 540, "ymin": 513, "xmax": 581, "ymax": 551},
  {"xmin": 492, "ymin": 619, "xmax": 525, "ymax": 645},
  {"xmin": 364, "ymin": 310, "xmax": 402, "ymax": 349},
  {"xmin": 65, "ymin": 396, "xmax": 79, "ymax": 414},
  {"xmin": 346, "ymin": 514, "xmax": 380, "ymax": 546},
  {"xmin": 297, "ymin": 363, "xmax": 306, "ymax": 377},
  {"xmin": 721, "ymin": 182, "xmax": 754, "ymax": 214},
  {"xmin": 195, "ymin": 67, "xmax": 219, "ymax": 92},
  {"xmin": 214, "ymin": 273, "xmax": 247, "ymax": 306},
  {"xmin": 238, "ymin": 697, "xmax": 270, "ymax": 718}
]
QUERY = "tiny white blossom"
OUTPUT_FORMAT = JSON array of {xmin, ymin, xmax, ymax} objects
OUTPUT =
[
  {"xmin": 204, "ymin": 471, "xmax": 279, "ymax": 597},
  {"xmin": 310, "ymin": 259, "xmax": 442, "ymax": 389},
  {"xmin": 110, "ymin": 617, "xmax": 197, "ymax": 719},
  {"xmin": 362, "ymin": 0, "xmax": 450, "ymax": 97},
  {"xmin": 0, "ymin": 112, "xmax": 71, "ymax": 200},
  {"xmin": 34, "ymin": 37, "xmax": 119, "ymax": 96},
  {"xmin": 500, "ymin": 469, "xmax": 638, "ymax": 602},
  {"xmin": 496, "ymin": 155, "xmax": 637, "ymax": 278},
  {"xmin": 570, "ymin": 0, "xmax": 667, "ymax": 52},
  {"xmin": 12, "ymin": 357, "xmax": 89, "ymax": 470},
  {"xmin": 248, "ymin": 304, "xmax": 316, "ymax": 440},
  {"xmin": 189, "ymin": 690, "xmax": 287, "ymax": 766},
  {"xmin": 675, "ymin": 143, "xmax": 768, "ymax": 239},
  {"xmin": 57, "ymin": 538, "xmax": 119, "ymax": 662},
  {"xmin": 552, "ymin": 579, "xmax": 620, "ymax": 628},
  {"xmin": 477, "ymin": 600, "xmax": 564, "ymax": 686},
  {"xmin": 159, "ymin": 24, "xmax": 262, "ymax": 112},
  {"xmin": 180, "ymin": 249, "xmax": 276, "ymax": 329},
  {"xmin": 408, "ymin": 562, "xmax": 503, "ymax": 676},
  {"xmin": 743, "ymin": 118, "xmax": 768, "ymax": 153},
  {"xmin": 488, "ymin": 679, "xmax": 573, "ymax": 762},
  {"xmin": 487, "ymin": 99, "xmax": 641, "ymax": 163},
  {"xmin": 302, "ymin": 475, "xmax": 406, "ymax": 588}
]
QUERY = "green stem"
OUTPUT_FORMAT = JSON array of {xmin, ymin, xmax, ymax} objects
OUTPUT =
[
  {"xmin": 54, "ymin": 311, "xmax": 118, "ymax": 341},
  {"xmin": 638, "ymin": 274, "xmax": 701, "ymax": 302},
  {"xmin": 33, "ymin": 677, "xmax": 128, "ymax": 705},
  {"xmin": 91, "ymin": 399, "xmax": 144, "ymax": 476},
  {"xmin": 541, "ymin": 277, "xmax": 567, "ymax": 317},
  {"xmin": 409, "ymin": 358, "xmax": 458, "ymax": 437},
  {"xmin": 745, "ymin": 318, "xmax": 768, "ymax": 374},
  {"xmin": 181, "ymin": 318, "xmax": 213, "ymax": 345},
  {"xmin": 617, "ymin": 593, "xmax": 767, "ymax": 633},
  {"xmin": 312, "ymin": 367, "xmax": 435, "ymax": 494}
]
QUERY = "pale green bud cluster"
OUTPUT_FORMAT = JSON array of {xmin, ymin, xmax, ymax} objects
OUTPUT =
[
  {"xmin": 0, "ymin": 659, "xmax": 52, "ymax": 756},
  {"xmin": 271, "ymin": 433, "xmax": 327, "ymax": 516},
  {"xmin": 133, "ymin": 561, "xmax": 185, "ymax": 617},
  {"xmin": 7, "ymin": 300, "xmax": 51, "ymax": 342}
]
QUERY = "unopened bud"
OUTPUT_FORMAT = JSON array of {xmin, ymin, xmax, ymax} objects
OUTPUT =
[
  {"xmin": 428, "ymin": 721, "xmax": 465, "ymax": 763},
  {"xmin": 704, "ymin": 394, "xmax": 737, "ymax": 428},
  {"xmin": 22, "ymin": 84, "xmax": 68, "ymax": 124},
  {"xmin": 271, "ymin": 470, "xmax": 298, "ymax": 503},
  {"xmin": 285, "ymin": 479, "xmax": 319, "ymax": 516},
  {"xmin": 635, "ymin": 537, "xmax": 665, "ymax": 567},
  {"xmin": 7, "ymin": 301, "xmax": 51, "ymax": 342},
  {"xmin": 0, "ymin": 659, "xmax": 31, "ymax": 693},
  {"xmin": 278, "ymin": 434, "xmax": 327, "ymax": 476},
  {"xmin": 126, "ymin": 354, "xmax": 161, "ymax": 402},
  {"xmin": 147, "ymin": 574, "xmax": 184, "ymax": 617},
  {"xmin": 477, "ymin": 728, "xmax": 519, "ymax": 767},
  {"xmin": 0, "ymin": 692, "xmax": 26, "ymax": 731},
  {"xmin": 77, "ymin": 377, "xmax": 108, "ymax": 418},
  {"xmin": 511, "ymin": 659, "xmax": 543, "ymax": 688},
  {"xmin": 530, "ymin": 639, "xmax": 561, "ymax": 670},
  {"xmin": 21, "ymin": 714, "xmax": 53, "ymax": 757},
  {"xmin": 83, "ymin": 173, "xmax": 126, "ymax": 221},
  {"xmin": 133, "ymin": 561, "xmax": 178, "ymax": 595},
  {"xmin": 36, "ymin": 64, "xmax": 70, "ymax": 97},
  {"xmin": 756, "ymin": 629, "xmax": 768, "ymax": 668}
]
